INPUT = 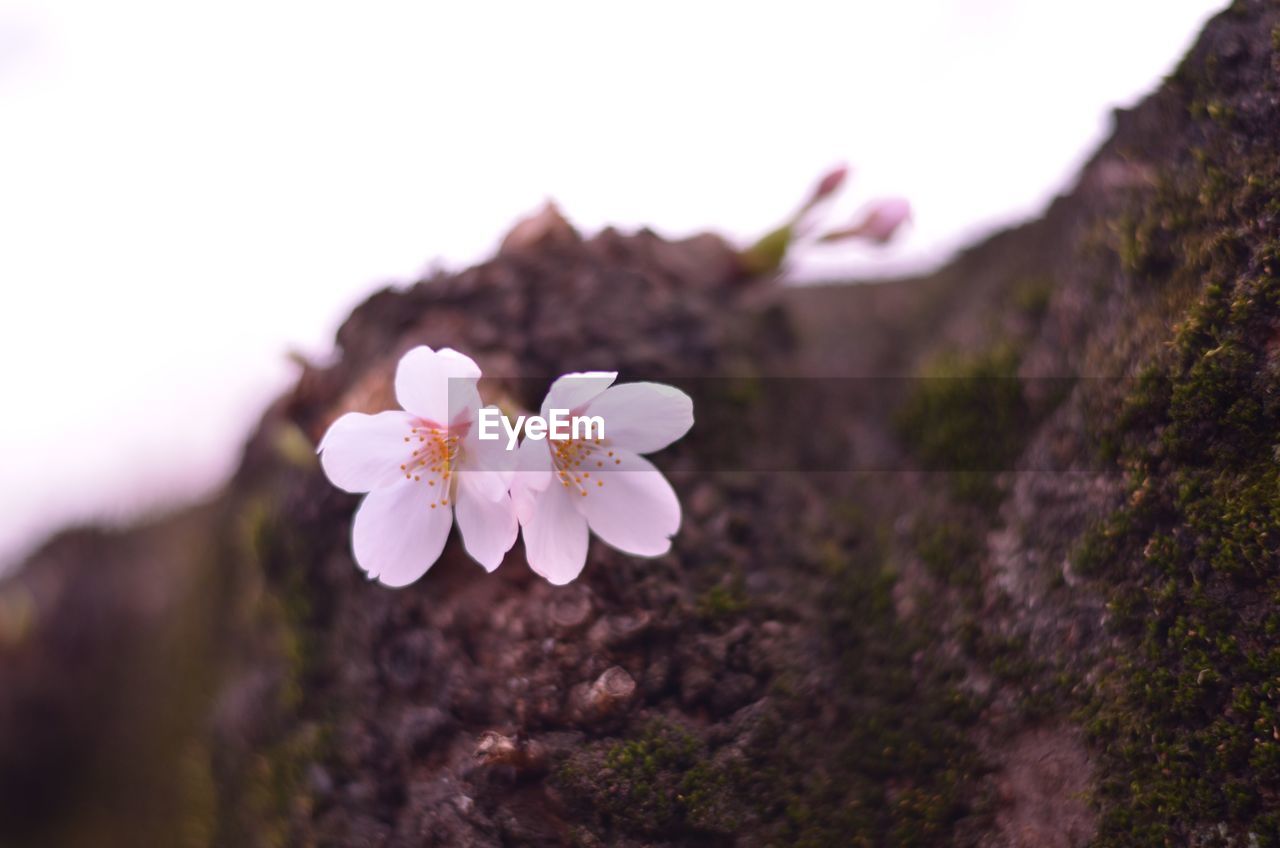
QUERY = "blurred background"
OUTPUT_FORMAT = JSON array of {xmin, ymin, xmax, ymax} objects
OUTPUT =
[{"xmin": 0, "ymin": 0, "xmax": 1221, "ymax": 572}]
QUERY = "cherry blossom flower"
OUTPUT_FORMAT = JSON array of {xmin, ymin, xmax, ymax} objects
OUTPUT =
[
  {"xmin": 317, "ymin": 346, "xmax": 517, "ymax": 586},
  {"xmin": 511, "ymin": 372, "xmax": 694, "ymax": 585}
]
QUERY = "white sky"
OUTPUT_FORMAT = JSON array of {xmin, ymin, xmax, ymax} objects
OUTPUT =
[{"xmin": 0, "ymin": 0, "xmax": 1222, "ymax": 571}]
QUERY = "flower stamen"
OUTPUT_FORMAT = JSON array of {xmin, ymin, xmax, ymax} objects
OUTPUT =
[
  {"xmin": 551, "ymin": 437, "xmax": 607, "ymax": 498},
  {"xmin": 404, "ymin": 423, "xmax": 463, "ymax": 508}
]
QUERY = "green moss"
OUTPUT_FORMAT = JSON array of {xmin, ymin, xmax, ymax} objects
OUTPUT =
[
  {"xmin": 212, "ymin": 495, "xmax": 332, "ymax": 847},
  {"xmin": 560, "ymin": 507, "xmax": 992, "ymax": 845},
  {"xmin": 750, "ymin": 518, "xmax": 989, "ymax": 846},
  {"xmin": 241, "ymin": 724, "xmax": 330, "ymax": 848},
  {"xmin": 1076, "ymin": 84, "xmax": 1280, "ymax": 845},
  {"xmin": 695, "ymin": 578, "xmax": 750, "ymax": 622},
  {"xmin": 556, "ymin": 719, "xmax": 741, "ymax": 836},
  {"xmin": 1012, "ymin": 275, "xmax": 1055, "ymax": 323},
  {"xmin": 895, "ymin": 343, "xmax": 1033, "ymax": 508}
]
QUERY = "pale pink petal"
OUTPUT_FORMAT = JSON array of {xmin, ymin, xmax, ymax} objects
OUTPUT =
[
  {"xmin": 576, "ymin": 449, "xmax": 680, "ymax": 557},
  {"xmin": 520, "ymin": 481, "xmax": 590, "ymax": 585},
  {"xmin": 510, "ymin": 438, "xmax": 553, "ymax": 525},
  {"xmin": 394, "ymin": 346, "xmax": 483, "ymax": 424},
  {"xmin": 351, "ymin": 480, "xmax": 453, "ymax": 587},
  {"xmin": 583, "ymin": 382, "xmax": 694, "ymax": 455},
  {"xmin": 454, "ymin": 475, "xmax": 518, "ymax": 572},
  {"xmin": 318, "ymin": 410, "xmax": 418, "ymax": 493},
  {"xmin": 460, "ymin": 416, "xmax": 518, "ymax": 502},
  {"xmin": 540, "ymin": 371, "xmax": 617, "ymax": 418}
]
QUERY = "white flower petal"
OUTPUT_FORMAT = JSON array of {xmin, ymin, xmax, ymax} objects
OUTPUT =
[
  {"xmin": 576, "ymin": 449, "xmax": 680, "ymax": 557},
  {"xmin": 520, "ymin": 481, "xmax": 590, "ymax": 585},
  {"xmin": 460, "ymin": 416, "xmax": 517, "ymax": 502},
  {"xmin": 584, "ymin": 382, "xmax": 694, "ymax": 455},
  {"xmin": 394, "ymin": 345, "xmax": 483, "ymax": 424},
  {"xmin": 455, "ymin": 475, "xmax": 518, "ymax": 572},
  {"xmin": 318, "ymin": 410, "xmax": 418, "ymax": 493},
  {"xmin": 540, "ymin": 371, "xmax": 617, "ymax": 418},
  {"xmin": 510, "ymin": 437, "xmax": 553, "ymax": 524},
  {"xmin": 351, "ymin": 480, "xmax": 453, "ymax": 587}
]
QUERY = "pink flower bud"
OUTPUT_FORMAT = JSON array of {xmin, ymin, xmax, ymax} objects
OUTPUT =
[
  {"xmin": 811, "ymin": 164, "xmax": 850, "ymax": 204},
  {"xmin": 858, "ymin": 197, "xmax": 911, "ymax": 242},
  {"xmin": 818, "ymin": 197, "xmax": 911, "ymax": 244},
  {"xmin": 792, "ymin": 164, "xmax": 850, "ymax": 225}
]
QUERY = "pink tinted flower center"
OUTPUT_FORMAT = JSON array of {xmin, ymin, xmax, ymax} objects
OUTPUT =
[
  {"xmin": 400, "ymin": 421, "xmax": 460, "ymax": 509},
  {"xmin": 552, "ymin": 437, "xmax": 621, "ymax": 498}
]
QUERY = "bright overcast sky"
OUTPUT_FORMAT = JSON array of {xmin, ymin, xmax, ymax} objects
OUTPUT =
[{"xmin": 0, "ymin": 0, "xmax": 1223, "ymax": 570}]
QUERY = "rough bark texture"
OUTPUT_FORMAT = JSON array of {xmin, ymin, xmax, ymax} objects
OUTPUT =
[{"xmin": 3, "ymin": 2, "xmax": 1280, "ymax": 845}]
